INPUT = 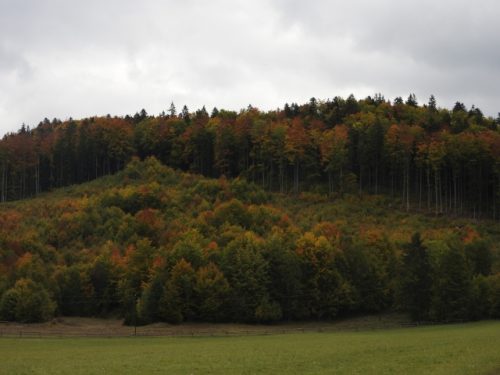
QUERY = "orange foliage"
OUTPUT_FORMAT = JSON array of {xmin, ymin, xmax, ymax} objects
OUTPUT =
[
  {"xmin": 358, "ymin": 226, "xmax": 384, "ymax": 245},
  {"xmin": 135, "ymin": 208, "xmax": 164, "ymax": 232},
  {"xmin": 15, "ymin": 252, "xmax": 33, "ymax": 270},
  {"xmin": 0, "ymin": 210, "xmax": 22, "ymax": 232},
  {"xmin": 462, "ymin": 226, "xmax": 480, "ymax": 244},
  {"xmin": 285, "ymin": 117, "xmax": 309, "ymax": 162},
  {"xmin": 312, "ymin": 222, "xmax": 341, "ymax": 243},
  {"xmin": 278, "ymin": 214, "xmax": 291, "ymax": 227},
  {"xmin": 152, "ymin": 256, "xmax": 165, "ymax": 270},
  {"xmin": 202, "ymin": 241, "xmax": 219, "ymax": 258},
  {"xmin": 207, "ymin": 241, "xmax": 218, "ymax": 251}
]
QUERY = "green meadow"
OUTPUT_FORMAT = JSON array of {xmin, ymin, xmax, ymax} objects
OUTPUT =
[{"xmin": 1, "ymin": 321, "xmax": 499, "ymax": 375}]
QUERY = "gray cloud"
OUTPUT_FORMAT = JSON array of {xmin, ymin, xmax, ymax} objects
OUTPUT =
[{"xmin": 0, "ymin": 0, "xmax": 499, "ymax": 135}]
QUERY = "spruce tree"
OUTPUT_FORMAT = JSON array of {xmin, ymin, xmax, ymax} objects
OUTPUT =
[{"xmin": 399, "ymin": 233, "xmax": 433, "ymax": 321}]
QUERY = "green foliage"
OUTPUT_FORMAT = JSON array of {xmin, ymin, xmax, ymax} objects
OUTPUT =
[
  {"xmin": 212, "ymin": 199, "xmax": 251, "ymax": 229},
  {"xmin": 53, "ymin": 265, "xmax": 91, "ymax": 316},
  {"xmin": 254, "ymin": 296, "xmax": 283, "ymax": 323},
  {"xmin": 344, "ymin": 237, "xmax": 396, "ymax": 313},
  {"xmin": 158, "ymin": 259, "xmax": 196, "ymax": 324},
  {"xmin": 398, "ymin": 233, "xmax": 433, "ymax": 320},
  {"xmin": 136, "ymin": 267, "xmax": 167, "ymax": 324},
  {"xmin": 0, "ymin": 278, "xmax": 55, "ymax": 322},
  {"xmin": 469, "ymin": 275, "xmax": 492, "ymax": 320},
  {"xmin": 14, "ymin": 253, "xmax": 50, "ymax": 287},
  {"xmin": 465, "ymin": 239, "xmax": 493, "ymax": 276},
  {"xmin": 222, "ymin": 232, "xmax": 270, "ymax": 322},
  {"xmin": 295, "ymin": 232, "xmax": 354, "ymax": 319},
  {"xmin": 194, "ymin": 263, "xmax": 230, "ymax": 322},
  {"xmin": 169, "ymin": 230, "xmax": 205, "ymax": 269},
  {"xmin": 0, "ymin": 288, "xmax": 18, "ymax": 321},
  {"xmin": 89, "ymin": 255, "xmax": 118, "ymax": 314},
  {"xmin": 488, "ymin": 274, "xmax": 500, "ymax": 318},
  {"xmin": 0, "ymin": 157, "xmax": 499, "ymax": 324},
  {"xmin": 230, "ymin": 178, "xmax": 268, "ymax": 204},
  {"xmin": 264, "ymin": 232, "xmax": 303, "ymax": 320},
  {"xmin": 432, "ymin": 241, "xmax": 472, "ymax": 321}
]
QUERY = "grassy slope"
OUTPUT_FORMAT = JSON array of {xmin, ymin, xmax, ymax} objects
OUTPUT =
[{"xmin": 1, "ymin": 321, "xmax": 499, "ymax": 375}]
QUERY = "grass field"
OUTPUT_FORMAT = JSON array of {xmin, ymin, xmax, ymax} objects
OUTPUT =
[{"xmin": 0, "ymin": 321, "xmax": 499, "ymax": 374}]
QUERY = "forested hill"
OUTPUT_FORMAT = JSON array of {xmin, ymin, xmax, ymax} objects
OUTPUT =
[
  {"xmin": 0, "ymin": 157, "xmax": 499, "ymax": 324},
  {"xmin": 1, "ymin": 94, "xmax": 500, "ymax": 219}
]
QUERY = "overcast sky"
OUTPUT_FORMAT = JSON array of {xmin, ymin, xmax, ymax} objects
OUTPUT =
[{"xmin": 1, "ymin": 0, "xmax": 499, "ymax": 136}]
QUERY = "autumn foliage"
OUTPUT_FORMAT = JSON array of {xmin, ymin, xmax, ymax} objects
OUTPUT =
[
  {"xmin": 1, "ymin": 95, "xmax": 499, "ymax": 219},
  {"xmin": 0, "ymin": 156, "xmax": 498, "ymax": 323},
  {"xmin": 1, "ymin": 95, "xmax": 500, "ymax": 323}
]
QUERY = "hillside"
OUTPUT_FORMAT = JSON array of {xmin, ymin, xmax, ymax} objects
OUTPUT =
[
  {"xmin": 0, "ymin": 157, "xmax": 499, "ymax": 324},
  {"xmin": 1, "ymin": 96, "xmax": 500, "ymax": 220}
]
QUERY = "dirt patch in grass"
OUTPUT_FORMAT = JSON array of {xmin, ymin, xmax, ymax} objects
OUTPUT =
[{"xmin": 0, "ymin": 313, "xmax": 411, "ymax": 337}]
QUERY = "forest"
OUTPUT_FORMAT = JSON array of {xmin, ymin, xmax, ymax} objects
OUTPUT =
[
  {"xmin": 0, "ymin": 157, "xmax": 499, "ymax": 324},
  {"xmin": 0, "ymin": 94, "xmax": 499, "ymax": 324},
  {"xmin": 1, "ymin": 94, "xmax": 499, "ymax": 219}
]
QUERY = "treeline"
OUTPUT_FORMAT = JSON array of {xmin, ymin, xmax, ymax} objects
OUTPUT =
[
  {"xmin": 1, "ymin": 95, "xmax": 500, "ymax": 218},
  {"xmin": 0, "ymin": 158, "xmax": 499, "ymax": 323}
]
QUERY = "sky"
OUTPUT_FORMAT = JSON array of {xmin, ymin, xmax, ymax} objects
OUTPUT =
[{"xmin": 1, "ymin": 0, "xmax": 499, "ymax": 136}]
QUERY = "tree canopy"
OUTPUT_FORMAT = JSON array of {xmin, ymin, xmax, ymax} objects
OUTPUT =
[{"xmin": 0, "ymin": 157, "xmax": 498, "ymax": 323}]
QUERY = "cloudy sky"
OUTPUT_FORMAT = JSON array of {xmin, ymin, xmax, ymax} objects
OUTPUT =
[{"xmin": 1, "ymin": 0, "xmax": 499, "ymax": 136}]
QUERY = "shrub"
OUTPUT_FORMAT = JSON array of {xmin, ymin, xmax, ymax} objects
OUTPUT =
[{"xmin": 0, "ymin": 278, "xmax": 55, "ymax": 322}]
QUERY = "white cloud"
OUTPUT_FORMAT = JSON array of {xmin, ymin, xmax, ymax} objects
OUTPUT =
[{"xmin": 0, "ymin": 0, "xmax": 499, "ymax": 135}]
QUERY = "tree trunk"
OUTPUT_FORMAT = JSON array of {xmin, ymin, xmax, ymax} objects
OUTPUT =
[
  {"xmin": 279, "ymin": 160, "xmax": 284, "ymax": 194},
  {"xmin": 328, "ymin": 170, "xmax": 333, "ymax": 195},
  {"xmin": 269, "ymin": 160, "xmax": 274, "ymax": 191},
  {"xmin": 1, "ymin": 162, "xmax": 5, "ymax": 202},
  {"xmin": 435, "ymin": 169, "xmax": 439, "ymax": 215},
  {"xmin": 391, "ymin": 171, "xmax": 394, "ymax": 197},
  {"xmin": 359, "ymin": 168, "xmax": 363, "ymax": 194},
  {"xmin": 262, "ymin": 161, "xmax": 265, "ymax": 188},
  {"xmin": 294, "ymin": 160, "xmax": 299, "ymax": 194},
  {"xmin": 406, "ymin": 163, "xmax": 410, "ymax": 212},
  {"xmin": 340, "ymin": 166, "xmax": 344, "ymax": 194},
  {"xmin": 402, "ymin": 168, "xmax": 406, "ymax": 208},
  {"xmin": 419, "ymin": 168, "xmax": 422, "ymax": 210},
  {"xmin": 427, "ymin": 166, "xmax": 431, "ymax": 212},
  {"xmin": 454, "ymin": 173, "xmax": 457, "ymax": 215}
]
